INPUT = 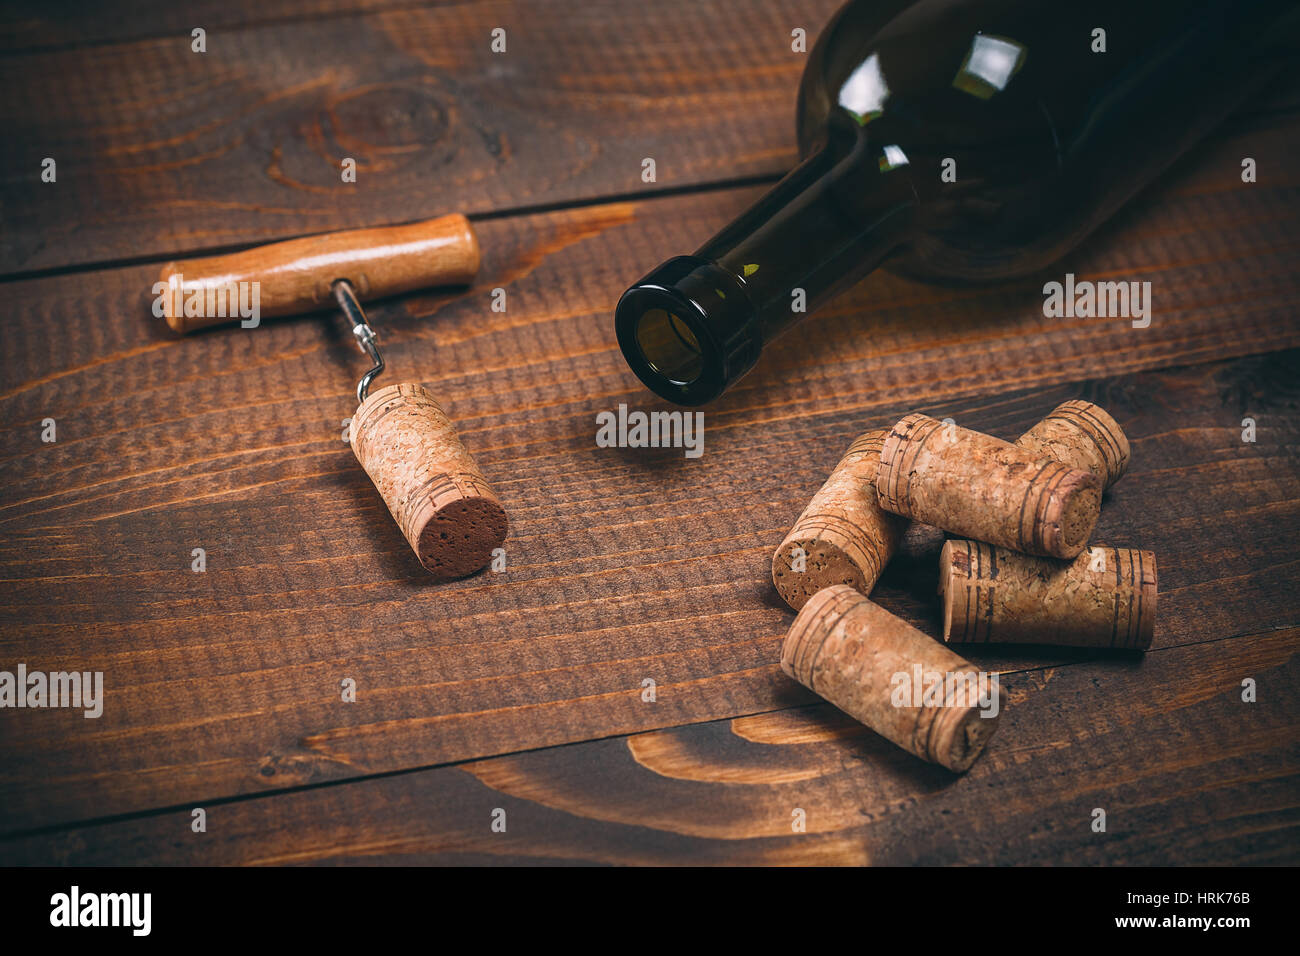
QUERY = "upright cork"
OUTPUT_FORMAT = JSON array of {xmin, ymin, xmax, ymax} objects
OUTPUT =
[
  {"xmin": 350, "ymin": 382, "xmax": 507, "ymax": 579},
  {"xmin": 771, "ymin": 428, "xmax": 907, "ymax": 610},
  {"xmin": 940, "ymin": 540, "xmax": 1157, "ymax": 649},
  {"xmin": 1014, "ymin": 400, "xmax": 1130, "ymax": 490},
  {"xmin": 781, "ymin": 585, "xmax": 1003, "ymax": 773},
  {"xmin": 876, "ymin": 414, "xmax": 1101, "ymax": 559}
]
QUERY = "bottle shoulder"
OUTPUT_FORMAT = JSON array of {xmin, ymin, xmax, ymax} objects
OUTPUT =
[
  {"xmin": 791, "ymin": 0, "xmax": 1177, "ymax": 279},
  {"xmin": 799, "ymin": 0, "xmax": 1068, "ymax": 157}
]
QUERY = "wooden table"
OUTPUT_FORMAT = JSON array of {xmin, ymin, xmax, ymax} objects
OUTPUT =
[{"xmin": 1, "ymin": 0, "xmax": 1297, "ymax": 866}]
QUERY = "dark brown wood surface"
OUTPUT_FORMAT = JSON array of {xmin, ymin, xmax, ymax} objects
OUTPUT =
[
  {"xmin": 0, "ymin": 0, "xmax": 1297, "ymax": 865},
  {"xmin": 0, "ymin": 0, "xmax": 843, "ymax": 274}
]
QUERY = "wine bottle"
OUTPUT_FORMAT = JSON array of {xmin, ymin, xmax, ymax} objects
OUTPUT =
[{"xmin": 614, "ymin": 0, "xmax": 1297, "ymax": 405}]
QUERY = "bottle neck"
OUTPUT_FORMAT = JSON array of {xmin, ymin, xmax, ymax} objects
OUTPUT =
[
  {"xmin": 615, "ymin": 134, "xmax": 917, "ymax": 405},
  {"xmin": 701, "ymin": 135, "xmax": 917, "ymax": 343}
]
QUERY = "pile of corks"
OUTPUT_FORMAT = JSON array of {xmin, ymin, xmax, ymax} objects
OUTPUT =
[{"xmin": 770, "ymin": 401, "xmax": 1156, "ymax": 773}]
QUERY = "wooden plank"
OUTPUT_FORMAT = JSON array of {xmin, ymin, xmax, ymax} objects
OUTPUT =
[
  {"xmin": 2, "ymin": 627, "xmax": 1293, "ymax": 864},
  {"xmin": 3, "ymin": 101, "xmax": 1297, "ymax": 424},
  {"xmin": 1, "ymin": 331, "xmax": 1296, "ymax": 835},
  {"xmin": 2, "ymin": 95, "xmax": 1298, "ymax": 833},
  {"xmin": 4, "ymin": 0, "xmax": 1297, "ymax": 871},
  {"xmin": 2, "ymin": 2, "xmax": 1296, "ymax": 276},
  {"xmin": 0, "ymin": 0, "xmax": 842, "ymax": 274},
  {"xmin": 0, "ymin": 0, "xmax": 414, "ymax": 52}
]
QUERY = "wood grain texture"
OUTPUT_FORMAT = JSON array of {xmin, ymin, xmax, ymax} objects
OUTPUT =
[
  {"xmin": 2, "ymin": 627, "xmax": 1293, "ymax": 865},
  {"xmin": 1, "ymin": 0, "xmax": 1298, "ymax": 863},
  {"xmin": 2, "ymin": 98, "xmax": 1299, "ymax": 834},
  {"xmin": 0, "ymin": 0, "xmax": 421, "ymax": 52},
  {"xmin": 0, "ymin": 0, "xmax": 842, "ymax": 274},
  {"xmin": 2, "ymin": 1, "xmax": 1294, "ymax": 277},
  {"xmin": 1, "ymin": 343, "xmax": 1296, "ymax": 835}
]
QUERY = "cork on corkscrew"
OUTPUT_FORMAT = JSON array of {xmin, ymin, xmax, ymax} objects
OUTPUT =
[{"xmin": 158, "ymin": 215, "xmax": 507, "ymax": 580}]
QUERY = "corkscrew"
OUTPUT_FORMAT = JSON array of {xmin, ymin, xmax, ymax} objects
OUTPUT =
[{"xmin": 156, "ymin": 215, "xmax": 508, "ymax": 580}]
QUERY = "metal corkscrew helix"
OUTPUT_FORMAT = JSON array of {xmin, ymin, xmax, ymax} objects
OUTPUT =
[
  {"xmin": 156, "ymin": 213, "xmax": 508, "ymax": 580},
  {"xmin": 333, "ymin": 279, "xmax": 384, "ymax": 404}
]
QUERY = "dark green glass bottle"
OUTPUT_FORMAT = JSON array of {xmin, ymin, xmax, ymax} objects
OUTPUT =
[{"xmin": 614, "ymin": 0, "xmax": 1297, "ymax": 405}]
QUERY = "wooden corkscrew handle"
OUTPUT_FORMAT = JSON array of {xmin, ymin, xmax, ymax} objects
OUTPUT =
[{"xmin": 157, "ymin": 213, "xmax": 480, "ymax": 333}]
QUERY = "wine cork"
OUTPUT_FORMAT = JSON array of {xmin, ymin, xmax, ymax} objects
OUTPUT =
[
  {"xmin": 349, "ymin": 382, "xmax": 507, "ymax": 579},
  {"xmin": 1014, "ymin": 400, "xmax": 1130, "ymax": 490},
  {"xmin": 940, "ymin": 540, "xmax": 1157, "ymax": 649},
  {"xmin": 781, "ymin": 585, "xmax": 1003, "ymax": 773},
  {"xmin": 876, "ymin": 414, "xmax": 1101, "ymax": 559},
  {"xmin": 771, "ymin": 402, "xmax": 1124, "ymax": 610},
  {"xmin": 771, "ymin": 429, "xmax": 907, "ymax": 610}
]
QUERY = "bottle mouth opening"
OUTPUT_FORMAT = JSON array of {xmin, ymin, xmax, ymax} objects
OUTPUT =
[
  {"xmin": 615, "ymin": 287, "xmax": 727, "ymax": 406},
  {"xmin": 634, "ymin": 307, "xmax": 705, "ymax": 385},
  {"xmin": 613, "ymin": 256, "xmax": 760, "ymax": 407}
]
